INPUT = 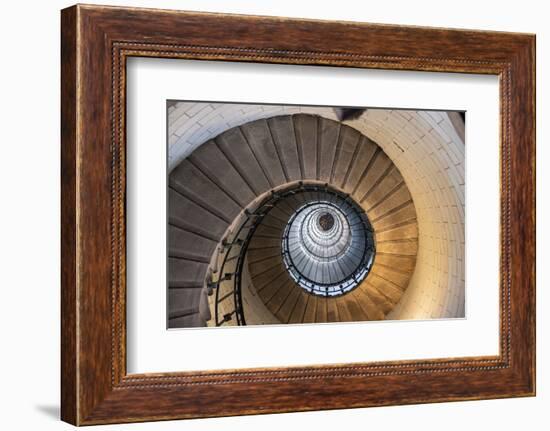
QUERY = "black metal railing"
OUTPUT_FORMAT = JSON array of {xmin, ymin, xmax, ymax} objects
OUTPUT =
[
  {"xmin": 207, "ymin": 182, "xmax": 375, "ymax": 326},
  {"xmin": 281, "ymin": 191, "xmax": 375, "ymax": 297}
]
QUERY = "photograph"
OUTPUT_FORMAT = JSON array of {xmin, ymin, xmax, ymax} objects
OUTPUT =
[
  {"xmin": 167, "ymin": 102, "xmax": 466, "ymax": 328},
  {"xmin": 0, "ymin": 0, "xmax": 542, "ymax": 428}
]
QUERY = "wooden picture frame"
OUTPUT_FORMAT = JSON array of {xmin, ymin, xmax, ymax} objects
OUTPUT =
[{"xmin": 61, "ymin": 4, "xmax": 536, "ymax": 425}]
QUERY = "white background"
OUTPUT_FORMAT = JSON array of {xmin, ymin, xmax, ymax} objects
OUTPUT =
[
  {"xmin": 127, "ymin": 60, "xmax": 499, "ymax": 373},
  {"xmin": 0, "ymin": 0, "xmax": 547, "ymax": 430}
]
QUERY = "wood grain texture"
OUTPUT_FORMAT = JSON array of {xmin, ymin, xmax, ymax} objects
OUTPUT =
[
  {"xmin": 60, "ymin": 4, "xmax": 536, "ymax": 425},
  {"xmin": 60, "ymin": 6, "xmax": 78, "ymax": 424}
]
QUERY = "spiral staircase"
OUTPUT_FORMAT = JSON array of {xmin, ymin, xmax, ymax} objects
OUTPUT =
[{"xmin": 168, "ymin": 114, "xmax": 418, "ymax": 328}]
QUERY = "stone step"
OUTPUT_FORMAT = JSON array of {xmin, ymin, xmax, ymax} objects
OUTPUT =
[
  {"xmin": 267, "ymin": 115, "xmax": 301, "ymax": 182},
  {"xmin": 240, "ymin": 119, "xmax": 286, "ymax": 187},
  {"xmin": 302, "ymin": 294, "xmax": 318, "ymax": 323},
  {"xmin": 369, "ymin": 268, "xmax": 410, "ymax": 292},
  {"xmin": 257, "ymin": 213, "xmax": 287, "ymax": 230},
  {"xmin": 168, "ymin": 312, "xmax": 206, "ymax": 328},
  {"xmin": 168, "ymin": 188, "xmax": 230, "ymax": 237},
  {"xmin": 367, "ymin": 186, "xmax": 413, "ymax": 221},
  {"xmin": 331, "ymin": 125, "xmax": 362, "ymax": 189},
  {"xmin": 247, "ymin": 246, "xmax": 281, "ymax": 264},
  {"xmin": 168, "ymin": 225, "xmax": 217, "ymax": 263},
  {"xmin": 343, "ymin": 138, "xmax": 378, "ymax": 195},
  {"xmin": 318, "ymin": 117, "xmax": 341, "ymax": 183},
  {"xmin": 263, "ymin": 277, "xmax": 295, "ymax": 315},
  {"xmin": 351, "ymin": 289, "xmax": 385, "ymax": 320},
  {"xmin": 170, "ymin": 159, "xmax": 241, "ymax": 222},
  {"xmin": 334, "ymin": 296, "xmax": 354, "ymax": 322},
  {"xmin": 253, "ymin": 223, "xmax": 284, "ymax": 239},
  {"xmin": 293, "ymin": 114, "xmax": 318, "ymax": 180},
  {"xmin": 216, "ymin": 127, "xmax": 271, "ymax": 196},
  {"xmin": 188, "ymin": 140, "xmax": 256, "ymax": 207},
  {"xmin": 367, "ymin": 273, "xmax": 404, "ymax": 301},
  {"xmin": 275, "ymin": 287, "xmax": 302, "ymax": 323},
  {"xmin": 315, "ymin": 298, "xmax": 328, "ymax": 323},
  {"xmin": 376, "ymin": 239, "xmax": 418, "ymax": 256},
  {"xmin": 168, "ymin": 258, "xmax": 208, "ymax": 288},
  {"xmin": 258, "ymin": 272, "xmax": 292, "ymax": 305},
  {"xmin": 265, "ymin": 204, "xmax": 292, "ymax": 223},
  {"xmin": 326, "ymin": 297, "xmax": 340, "ymax": 322},
  {"xmin": 375, "ymin": 253, "xmax": 417, "ymax": 273},
  {"xmin": 168, "ymin": 287, "xmax": 206, "ymax": 319},
  {"xmin": 247, "ymin": 237, "xmax": 282, "ymax": 249},
  {"xmin": 288, "ymin": 291, "xmax": 309, "ymax": 324},
  {"xmin": 353, "ymin": 150, "xmax": 393, "ymax": 202},
  {"xmin": 362, "ymin": 166, "xmax": 404, "ymax": 211},
  {"xmin": 361, "ymin": 282, "xmax": 395, "ymax": 315},
  {"xmin": 371, "ymin": 202, "xmax": 417, "ymax": 230},
  {"xmin": 375, "ymin": 222, "xmax": 418, "ymax": 242},
  {"xmin": 251, "ymin": 262, "xmax": 286, "ymax": 291}
]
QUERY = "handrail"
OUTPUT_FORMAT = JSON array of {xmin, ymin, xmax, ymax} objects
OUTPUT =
[
  {"xmin": 281, "ymin": 191, "xmax": 375, "ymax": 296},
  {"xmin": 209, "ymin": 182, "xmax": 375, "ymax": 326}
]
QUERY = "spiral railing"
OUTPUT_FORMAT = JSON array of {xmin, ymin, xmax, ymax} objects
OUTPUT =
[
  {"xmin": 282, "ymin": 194, "xmax": 375, "ymax": 297},
  {"xmin": 208, "ymin": 182, "xmax": 376, "ymax": 326}
]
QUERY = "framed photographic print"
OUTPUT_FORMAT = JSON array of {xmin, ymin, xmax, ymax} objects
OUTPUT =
[{"xmin": 61, "ymin": 4, "xmax": 535, "ymax": 425}]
